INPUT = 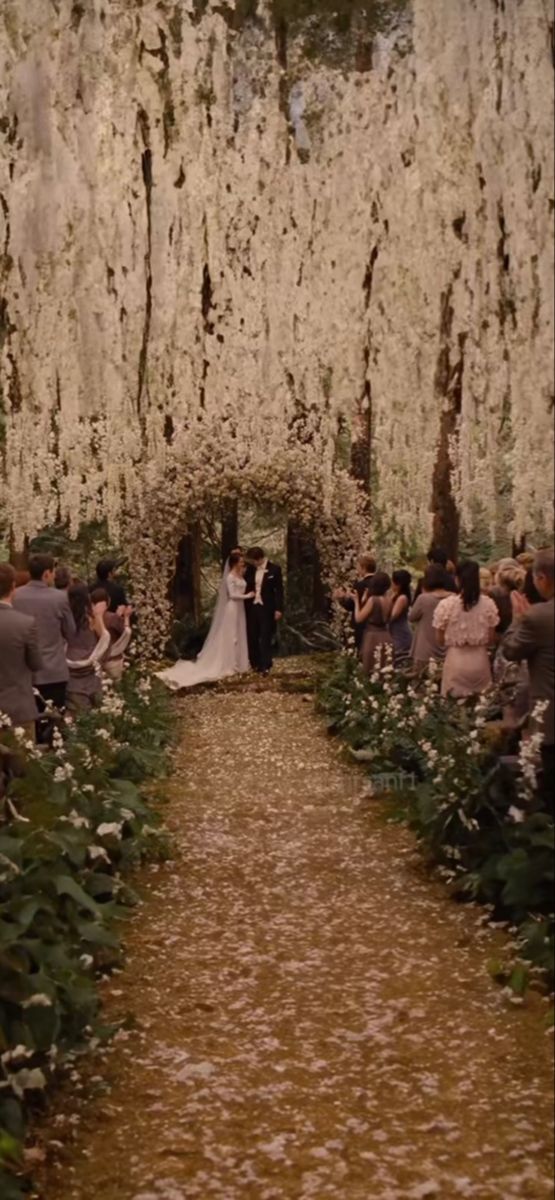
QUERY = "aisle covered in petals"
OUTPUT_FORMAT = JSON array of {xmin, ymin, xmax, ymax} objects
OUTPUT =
[{"xmin": 37, "ymin": 675, "xmax": 554, "ymax": 1200}]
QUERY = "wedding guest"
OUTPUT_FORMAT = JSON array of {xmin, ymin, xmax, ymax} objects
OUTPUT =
[
  {"xmin": 503, "ymin": 549, "xmax": 554, "ymax": 801},
  {"xmin": 516, "ymin": 551, "xmax": 535, "ymax": 573},
  {"xmin": 66, "ymin": 585, "xmax": 111, "ymax": 712},
  {"xmin": 433, "ymin": 560, "xmax": 499, "ymax": 698},
  {"xmin": 479, "ymin": 567, "xmax": 493, "ymax": 591},
  {"xmin": 0, "ymin": 563, "xmax": 42, "ymax": 738},
  {"xmin": 14, "ymin": 554, "xmax": 75, "ymax": 714},
  {"xmin": 334, "ymin": 554, "xmax": 377, "ymax": 652},
  {"xmin": 414, "ymin": 546, "xmax": 457, "ymax": 600},
  {"xmin": 90, "ymin": 587, "xmax": 133, "ymax": 682},
  {"xmin": 490, "ymin": 561, "xmax": 530, "ymax": 728},
  {"xmin": 54, "ymin": 564, "xmax": 72, "ymax": 591},
  {"xmin": 496, "ymin": 558, "xmax": 529, "ymax": 619},
  {"xmin": 353, "ymin": 572, "xmax": 393, "ymax": 675},
  {"xmin": 524, "ymin": 569, "xmax": 543, "ymax": 606},
  {"xmin": 388, "ymin": 569, "xmax": 413, "ymax": 667},
  {"xmin": 408, "ymin": 565, "xmax": 450, "ymax": 672},
  {"xmin": 91, "ymin": 559, "xmax": 128, "ymax": 613},
  {"xmin": 15, "ymin": 570, "xmax": 30, "ymax": 588}
]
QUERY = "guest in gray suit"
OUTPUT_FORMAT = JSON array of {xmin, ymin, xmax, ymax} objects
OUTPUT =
[
  {"xmin": 504, "ymin": 548, "xmax": 554, "ymax": 809},
  {"xmin": 0, "ymin": 562, "xmax": 43, "ymax": 738},
  {"xmin": 13, "ymin": 554, "xmax": 75, "ymax": 713}
]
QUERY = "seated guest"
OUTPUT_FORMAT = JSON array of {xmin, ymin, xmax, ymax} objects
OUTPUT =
[
  {"xmin": 66, "ymin": 585, "xmax": 111, "ymax": 713},
  {"xmin": 353, "ymin": 571, "xmax": 393, "ymax": 675},
  {"xmin": 334, "ymin": 554, "xmax": 376, "ymax": 652},
  {"xmin": 0, "ymin": 563, "xmax": 43, "ymax": 739},
  {"xmin": 414, "ymin": 546, "xmax": 457, "ymax": 600},
  {"xmin": 503, "ymin": 549, "xmax": 554, "ymax": 805},
  {"xmin": 91, "ymin": 559, "xmax": 128, "ymax": 613},
  {"xmin": 388, "ymin": 570, "xmax": 413, "ymax": 667},
  {"xmin": 14, "ymin": 554, "xmax": 75, "ymax": 714},
  {"xmin": 409, "ymin": 565, "xmax": 451, "ymax": 672},
  {"xmin": 90, "ymin": 588, "xmax": 133, "ymax": 682},
  {"xmin": 433, "ymin": 560, "xmax": 499, "ymax": 698}
]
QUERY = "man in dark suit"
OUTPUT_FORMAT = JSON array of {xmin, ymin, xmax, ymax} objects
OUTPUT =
[
  {"xmin": 503, "ymin": 548, "xmax": 554, "ymax": 808},
  {"xmin": 0, "ymin": 562, "xmax": 43, "ymax": 738},
  {"xmin": 334, "ymin": 553, "xmax": 377, "ymax": 652},
  {"xmin": 13, "ymin": 553, "xmax": 75, "ymax": 713},
  {"xmin": 244, "ymin": 548, "xmax": 284, "ymax": 675}
]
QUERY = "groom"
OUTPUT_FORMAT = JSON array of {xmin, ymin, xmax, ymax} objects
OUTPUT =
[{"xmin": 244, "ymin": 548, "xmax": 284, "ymax": 675}]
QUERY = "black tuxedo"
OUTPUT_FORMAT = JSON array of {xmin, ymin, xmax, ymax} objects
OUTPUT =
[{"xmin": 244, "ymin": 560, "xmax": 284, "ymax": 672}]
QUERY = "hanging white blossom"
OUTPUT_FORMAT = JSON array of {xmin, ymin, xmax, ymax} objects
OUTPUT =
[{"xmin": 0, "ymin": 0, "xmax": 552, "ymax": 559}]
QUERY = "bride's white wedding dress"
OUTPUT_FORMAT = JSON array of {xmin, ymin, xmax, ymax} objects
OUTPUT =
[{"xmin": 157, "ymin": 567, "xmax": 251, "ymax": 691}]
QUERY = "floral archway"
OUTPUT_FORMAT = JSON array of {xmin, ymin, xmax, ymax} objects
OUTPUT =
[{"xmin": 122, "ymin": 443, "xmax": 371, "ymax": 659}]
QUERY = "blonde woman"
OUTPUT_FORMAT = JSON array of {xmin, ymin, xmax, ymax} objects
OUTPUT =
[{"xmin": 496, "ymin": 558, "xmax": 529, "ymax": 620}]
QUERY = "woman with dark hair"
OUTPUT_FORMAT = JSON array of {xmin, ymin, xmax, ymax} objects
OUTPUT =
[
  {"xmin": 432, "ymin": 561, "xmax": 499, "ymax": 698},
  {"xmin": 54, "ymin": 564, "xmax": 72, "ymax": 591},
  {"xmin": 66, "ymin": 584, "xmax": 110, "ymax": 712},
  {"xmin": 90, "ymin": 587, "xmax": 133, "ymax": 682},
  {"xmin": 388, "ymin": 569, "xmax": 413, "ymax": 667},
  {"xmin": 353, "ymin": 571, "xmax": 393, "ymax": 674},
  {"xmin": 409, "ymin": 564, "xmax": 451, "ymax": 672}
]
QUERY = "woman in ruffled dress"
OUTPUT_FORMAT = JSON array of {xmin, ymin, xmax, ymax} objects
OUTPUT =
[{"xmin": 432, "ymin": 561, "xmax": 499, "ymax": 699}]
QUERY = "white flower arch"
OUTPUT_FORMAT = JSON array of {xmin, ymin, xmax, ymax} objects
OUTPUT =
[{"xmin": 122, "ymin": 442, "xmax": 371, "ymax": 658}]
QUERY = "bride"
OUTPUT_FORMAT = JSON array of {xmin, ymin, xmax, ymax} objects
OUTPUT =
[{"xmin": 157, "ymin": 550, "xmax": 253, "ymax": 690}]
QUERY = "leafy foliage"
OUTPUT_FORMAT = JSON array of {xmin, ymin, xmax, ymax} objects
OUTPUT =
[
  {"xmin": 318, "ymin": 654, "xmax": 554, "ymax": 988},
  {"xmin": 0, "ymin": 672, "xmax": 175, "ymax": 1198}
]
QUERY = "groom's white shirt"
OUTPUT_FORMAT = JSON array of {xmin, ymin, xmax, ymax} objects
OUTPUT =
[{"xmin": 254, "ymin": 559, "xmax": 267, "ymax": 606}]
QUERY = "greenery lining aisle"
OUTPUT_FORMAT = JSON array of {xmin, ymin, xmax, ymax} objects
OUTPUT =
[
  {"xmin": 0, "ymin": 674, "xmax": 175, "ymax": 1200},
  {"xmin": 318, "ymin": 652, "xmax": 555, "ymax": 994}
]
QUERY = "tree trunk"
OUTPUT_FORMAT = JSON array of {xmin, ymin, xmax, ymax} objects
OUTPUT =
[
  {"xmin": 350, "ymin": 375, "xmax": 371, "ymax": 490},
  {"xmin": 431, "ymin": 282, "xmax": 466, "ymax": 563},
  {"xmin": 512, "ymin": 535, "xmax": 527, "ymax": 557},
  {"xmin": 431, "ymin": 407, "xmax": 460, "ymax": 562},
  {"xmin": 171, "ymin": 524, "xmax": 201, "ymax": 623},
  {"xmin": 286, "ymin": 522, "xmax": 326, "ymax": 615},
  {"xmin": 221, "ymin": 500, "xmax": 239, "ymax": 564},
  {"xmin": 9, "ymin": 534, "xmax": 29, "ymax": 571}
]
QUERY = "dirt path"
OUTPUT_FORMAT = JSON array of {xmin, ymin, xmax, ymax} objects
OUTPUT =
[{"xmin": 38, "ymin": 682, "xmax": 554, "ymax": 1200}]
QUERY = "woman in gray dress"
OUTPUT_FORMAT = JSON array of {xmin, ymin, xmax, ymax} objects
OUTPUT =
[
  {"xmin": 66, "ymin": 585, "xmax": 110, "ymax": 713},
  {"xmin": 353, "ymin": 572, "xmax": 393, "ymax": 675},
  {"xmin": 388, "ymin": 570, "xmax": 413, "ymax": 667},
  {"xmin": 409, "ymin": 565, "xmax": 451, "ymax": 672}
]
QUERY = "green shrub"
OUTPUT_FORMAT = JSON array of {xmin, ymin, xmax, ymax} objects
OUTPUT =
[
  {"xmin": 0, "ymin": 671, "xmax": 175, "ymax": 1198},
  {"xmin": 318, "ymin": 653, "xmax": 554, "ymax": 987}
]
